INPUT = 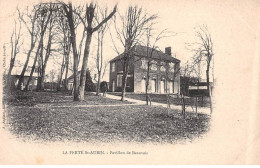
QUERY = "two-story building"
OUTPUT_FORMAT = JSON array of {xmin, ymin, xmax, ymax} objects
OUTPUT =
[{"xmin": 109, "ymin": 45, "xmax": 181, "ymax": 94}]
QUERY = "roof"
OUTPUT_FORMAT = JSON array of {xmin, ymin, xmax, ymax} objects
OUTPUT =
[
  {"xmin": 11, "ymin": 66, "xmax": 39, "ymax": 77},
  {"xmin": 67, "ymin": 71, "xmax": 81, "ymax": 81},
  {"xmin": 110, "ymin": 45, "xmax": 180, "ymax": 63}
]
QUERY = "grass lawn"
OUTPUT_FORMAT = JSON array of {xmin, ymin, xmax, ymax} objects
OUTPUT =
[
  {"xmin": 3, "ymin": 91, "xmax": 211, "ymax": 144},
  {"xmin": 6, "ymin": 105, "xmax": 210, "ymax": 144},
  {"xmin": 109, "ymin": 92, "xmax": 210, "ymax": 107}
]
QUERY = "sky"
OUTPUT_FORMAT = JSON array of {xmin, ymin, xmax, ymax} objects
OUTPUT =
[{"xmin": 0, "ymin": 0, "xmax": 259, "ymax": 83}]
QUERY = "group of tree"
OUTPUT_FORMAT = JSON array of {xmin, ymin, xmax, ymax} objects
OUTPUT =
[
  {"xmin": 4, "ymin": 2, "xmax": 214, "ymax": 108},
  {"xmin": 4, "ymin": 2, "xmax": 116, "ymax": 101}
]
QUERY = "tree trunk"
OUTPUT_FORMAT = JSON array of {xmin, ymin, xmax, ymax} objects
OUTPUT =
[
  {"xmin": 96, "ymin": 32, "xmax": 101, "ymax": 96},
  {"xmin": 121, "ymin": 46, "xmax": 131, "ymax": 101},
  {"xmin": 79, "ymin": 31, "xmax": 93, "ymax": 101},
  {"xmin": 40, "ymin": 69, "xmax": 47, "ymax": 90},
  {"xmin": 182, "ymin": 94, "xmax": 186, "ymax": 118},
  {"xmin": 195, "ymin": 96, "xmax": 198, "ymax": 117},
  {"xmin": 25, "ymin": 36, "xmax": 45, "ymax": 91},
  {"xmin": 8, "ymin": 35, "xmax": 15, "ymax": 77},
  {"xmin": 121, "ymin": 54, "xmax": 130, "ymax": 101},
  {"xmin": 71, "ymin": 33, "xmax": 80, "ymax": 101},
  {"xmin": 206, "ymin": 64, "xmax": 213, "ymax": 114},
  {"xmin": 206, "ymin": 68, "xmax": 210, "ymax": 93},
  {"xmin": 8, "ymin": 59, "xmax": 15, "ymax": 77},
  {"xmin": 38, "ymin": 35, "xmax": 52, "ymax": 91},
  {"xmin": 25, "ymin": 49, "xmax": 39, "ymax": 91},
  {"xmin": 17, "ymin": 48, "xmax": 33, "ymax": 90},
  {"xmin": 57, "ymin": 55, "xmax": 65, "ymax": 91},
  {"xmin": 63, "ymin": 45, "xmax": 70, "ymax": 91},
  {"xmin": 121, "ymin": 71, "xmax": 128, "ymax": 101},
  {"xmin": 7, "ymin": 58, "xmax": 15, "ymax": 90},
  {"xmin": 63, "ymin": 3, "xmax": 80, "ymax": 101},
  {"xmin": 64, "ymin": 60, "xmax": 69, "ymax": 90},
  {"xmin": 145, "ymin": 62, "xmax": 150, "ymax": 105},
  {"xmin": 96, "ymin": 71, "xmax": 101, "ymax": 96}
]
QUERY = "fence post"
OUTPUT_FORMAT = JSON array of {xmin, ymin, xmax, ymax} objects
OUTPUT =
[{"xmin": 196, "ymin": 96, "xmax": 198, "ymax": 117}]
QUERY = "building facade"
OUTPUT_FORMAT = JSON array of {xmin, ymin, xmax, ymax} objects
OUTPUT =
[
  {"xmin": 109, "ymin": 45, "xmax": 181, "ymax": 94},
  {"xmin": 5, "ymin": 66, "xmax": 39, "ymax": 90}
]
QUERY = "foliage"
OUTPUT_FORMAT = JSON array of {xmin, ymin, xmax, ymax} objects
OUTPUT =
[
  {"xmin": 85, "ymin": 70, "xmax": 96, "ymax": 92},
  {"xmin": 100, "ymin": 81, "xmax": 108, "ymax": 93}
]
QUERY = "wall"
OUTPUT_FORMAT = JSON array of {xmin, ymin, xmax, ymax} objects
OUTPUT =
[
  {"xmin": 109, "ymin": 57, "xmax": 134, "ymax": 92},
  {"xmin": 133, "ymin": 56, "xmax": 180, "ymax": 94},
  {"xmin": 109, "ymin": 55, "xmax": 180, "ymax": 94}
]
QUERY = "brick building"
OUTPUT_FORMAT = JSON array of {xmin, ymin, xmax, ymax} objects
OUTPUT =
[{"xmin": 109, "ymin": 45, "xmax": 181, "ymax": 94}]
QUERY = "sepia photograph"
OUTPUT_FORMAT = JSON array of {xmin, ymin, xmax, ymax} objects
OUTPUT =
[{"xmin": 0, "ymin": 0, "xmax": 259, "ymax": 165}]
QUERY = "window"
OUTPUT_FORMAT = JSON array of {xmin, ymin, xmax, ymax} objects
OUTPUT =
[
  {"xmin": 34, "ymin": 78, "xmax": 38, "ymax": 85},
  {"xmin": 150, "ymin": 60, "xmax": 157, "ymax": 71},
  {"xmin": 160, "ymin": 66, "xmax": 166, "ymax": 72},
  {"xmin": 141, "ymin": 58, "xmax": 148, "ymax": 69},
  {"xmin": 169, "ymin": 62, "xmax": 175, "ymax": 72},
  {"xmin": 117, "ymin": 75, "xmax": 122, "ymax": 87},
  {"xmin": 111, "ymin": 62, "xmax": 115, "ymax": 72},
  {"xmin": 160, "ymin": 61, "xmax": 166, "ymax": 66}
]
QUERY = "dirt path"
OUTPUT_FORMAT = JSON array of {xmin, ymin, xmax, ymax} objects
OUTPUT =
[
  {"xmin": 6, "ymin": 92, "xmax": 210, "ymax": 115},
  {"xmin": 105, "ymin": 93, "xmax": 211, "ymax": 115}
]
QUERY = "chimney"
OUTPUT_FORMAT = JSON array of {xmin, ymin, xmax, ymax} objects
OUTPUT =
[{"xmin": 165, "ymin": 47, "xmax": 171, "ymax": 55}]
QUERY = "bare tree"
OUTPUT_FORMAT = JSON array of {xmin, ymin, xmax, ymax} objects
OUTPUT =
[
  {"xmin": 113, "ymin": 6, "xmax": 157, "ymax": 101},
  {"xmin": 75, "ymin": 3, "xmax": 117, "ymax": 101},
  {"xmin": 55, "ymin": 17, "xmax": 71, "ymax": 91},
  {"xmin": 37, "ymin": 5, "xmax": 57, "ymax": 91},
  {"xmin": 6, "ymin": 18, "xmax": 23, "ymax": 90},
  {"xmin": 8, "ymin": 19, "xmax": 22, "ymax": 77},
  {"xmin": 94, "ymin": 7, "xmax": 110, "ymax": 96},
  {"xmin": 25, "ymin": 3, "xmax": 53, "ymax": 91},
  {"xmin": 49, "ymin": 69, "xmax": 56, "ymax": 91},
  {"xmin": 62, "ymin": 2, "xmax": 84, "ymax": 101},
  {"xmin": 180, "ymin": 61, "xmax": 192, "ymax": 118},
  {"xmin": 55, "ymin": 3, "xmax": 82, "ymax": 91},
  {"xmin": 143, "ymin": 24, "xmax": 174, "ymax": 105},
  {"xmin": 17, "ymin": 6, "xmax": 39, "ymax": 90},
  {"xmin": 193, "ymin": 25, "xmax": 214, "ymax": 113}
]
